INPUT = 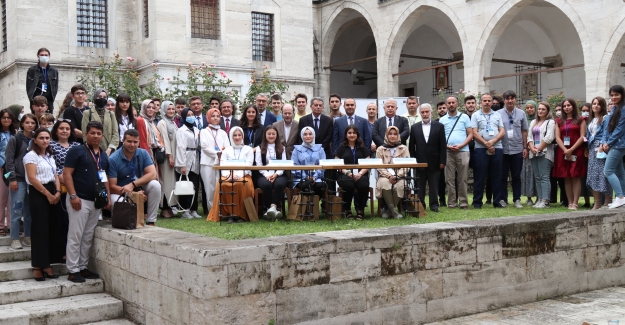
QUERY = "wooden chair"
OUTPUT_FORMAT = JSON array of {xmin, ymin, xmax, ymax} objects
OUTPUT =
[{"xmin": 336, "ymin": 187, "xmax": 375, "ymax": 218}]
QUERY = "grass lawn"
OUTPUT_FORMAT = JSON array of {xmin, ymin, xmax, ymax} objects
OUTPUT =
[{"xmin": 157, "ymin": 194, "xmax": 577, "ymax": 240}]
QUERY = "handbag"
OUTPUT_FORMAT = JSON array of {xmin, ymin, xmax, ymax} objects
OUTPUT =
[
  {"xmin": 154, "ymin": 148, "xmax": 165, "ymax": 165},
  {"xmin": 84, "ymin": 146, "xmax": 108, "ymax": 209},
  {"xmin": 112, "ymin": 194, "xmax": 137, "ymax": 229},
  {"xmin": 168, "ymin": 174, "xmax": 195, "ymax": 212}
]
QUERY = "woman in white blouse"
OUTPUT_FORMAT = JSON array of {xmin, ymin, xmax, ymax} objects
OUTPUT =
[
  {"xmin": 157, "ymin": 101, "xmax": 178, "ymax": 218},
  {"xmin": 175, "ymin": 108, "xmax": 201, "ymax": 219},
  {"xmin": 24, "ymin": 128, "xmax": 62, "ymax": 280},
  {"xmin": 527, "ymin": 102, "xmax": 556, "ymax": 208},
  {"xmin": 200, "ymin": 108, "xmax": 229, "ymax": 213},
  {"xmin": 207, "ymin": 127, "xmax": 254, "ymax": 223},
  {"xmin": 255, "ymin": 126, "xmax": 287, "ymax": 220},
  {"xmin": 114, "ymin": 93, "xmax": 136, "ymax": 148}
]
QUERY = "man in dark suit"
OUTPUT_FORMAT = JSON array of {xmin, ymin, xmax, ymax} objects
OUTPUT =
[
  {"xmin": 409, "ymin": 104, "xmax": 447, "ymax": 212},
  {"xmin": 256, "ymin": 93, "xmax": 277, "ymax": 127},
  {"xmin": 273, "ymin": 104, "xmax": 299, "ymax": 159},
  {"xmin": 332, "ymin": 98, "xmax": 372, "ymax": 156},
  {"xmin": 189, "ymin": 96, "xmax": 208, "ymax": 130},
  {"xmin": 371, "ymin": 98, "xmax": 410, "ymax": 147},
  {"xmin": 298, "ymin": 97, "xmax": 333, "ymax": 159},
  {"xmin": 219, "ymin": 99, "xmax": 240, "ymax": 137}
]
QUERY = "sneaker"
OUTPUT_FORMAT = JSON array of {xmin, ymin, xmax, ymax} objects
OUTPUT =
[
  {"xmin": 499, "ymin": 200, "xmax": 508, "ymax": 208},
  {"xmin": 609, "ymin": 197, "xmax": 625, "ymax": 209},
  {"xmin": 275, "ymin": 210, "xmax": 283, "ymax": 220},
  {"xmin": 171, "ymin": 206, "xmax": 179, "ymax": 215},
  {"xmin": 80, "ymin": 268, "xmax": 100, "ymax": 279},
  {"xmin": 381, "ymin": 209, "xmax": 391, "ymax": 219},
  {"xmin": 526, "ymin": 198, "xmax": 534, "ymax": 207},
  {"xmin": 533, "ymin": 200, "xmax": 544, "ymax": 209},
  {"xmin": 22, "ymin": 237, "xmax": 31, "ymax": 247},
  {"xmin": 68, "ymin": 272, "xmax": 86, "ymax": 283},
  {"xmin": 191, "ymin": 211, "xmax": 202, "ymax": 219},
  {"xmin": 514, "ymin": 200, "xmax": 523, "ymax": 209},
  {"xmin": 266, "ymin": 206, "xmax": 277, "ymax": 220},
  {"xmin": 181, "ymin": 211, "xmax": 193, "ymax": 219},
  {"xmin": 10, "ymin": 239, "xmax": 22, "ymax": 250},
  {"xmin": 392, "ymin": 208, "xmax": 403, "ymax": 219}
]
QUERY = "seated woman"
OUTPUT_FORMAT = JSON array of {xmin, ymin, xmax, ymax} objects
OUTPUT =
[
  {"xmin": 335, "ymin": 125, "xmax": 370, "ymax": 221},
  {"xmin": 255, "ymin": 126, "xmax": 287, "ymax": 220},
  {"xmin": 292, "ymin": 127, "xmax": 326, "ymax": 211},
  {"xmin": 207, "ymin": 127, "xmax": 254, "ymax": 223},
  {"xmin": 376, "ymin": 126, "xmax": 410, "ymax": 219}
]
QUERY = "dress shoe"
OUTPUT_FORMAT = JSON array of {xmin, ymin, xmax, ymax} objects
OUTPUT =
[{"xmin": 430, "ymin": 207, "xmax": 439, "ymax": 212}]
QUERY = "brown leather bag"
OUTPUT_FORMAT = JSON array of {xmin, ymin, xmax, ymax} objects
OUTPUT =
[{"xmin": 112, "ymin": 194, "xmax": 137, "ymax": 229}]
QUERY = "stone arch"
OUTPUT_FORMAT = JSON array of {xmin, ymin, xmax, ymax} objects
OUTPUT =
[
  {"xmin": 596, "ymin": 16, "xmax": 625, "ymax": 97},
  {"xmin": 474, "ymin": 0, "xmax": 591, "ymax": 93}
]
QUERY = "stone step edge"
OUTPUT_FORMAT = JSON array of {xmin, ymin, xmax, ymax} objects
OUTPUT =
[
  {"xmin": 0, "ymin": 261, "xmax": 68, "ymax": 282},
  {"xmin": 0, "ymin": 278, "xmax": 105, "ymax": 305}
]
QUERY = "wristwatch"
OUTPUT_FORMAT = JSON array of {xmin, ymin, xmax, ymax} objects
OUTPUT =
[{"xmin": 70, "ymin": 194, "xmax": 78, "ymax": 200}]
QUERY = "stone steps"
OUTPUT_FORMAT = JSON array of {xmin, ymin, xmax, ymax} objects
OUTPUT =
[
  {"xmin": 0, "ymin": 293, "xmax": 123, "ymax": 325},
  {"xmin": 0, "ymin": 235, "xmax": 22, "ymax": 247},
  {"xmin": 0, "ymin": 261, "xmax": 68, "ymax": 282},
  {"xmin": 0, "ymin": 245, "xmax": 31, "ymax": 262},
  {"xmin": 0, "ymin": 278, "xmax": 104, "ymax": 305},
  {"xmin": 81, "ymin": 320, "xmax": 136, "ymax": 325}
]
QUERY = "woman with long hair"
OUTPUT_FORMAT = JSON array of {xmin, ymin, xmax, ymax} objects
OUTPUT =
[
  {"xmin": 336, "ymin": 125, "xmax": 370, "ymax": 220},
  {"xmin": 114, "ymin": 93, "xmax": 136, "ymax": 147},
  {"xmin": 553, "ymin": 98, "xmax": 587, "ymax": 210},
  {"xmin": 0, "ymin": 109, "xmax": 17, "ymax": 236},
  {"xmin": 527, "ymin": 102, "xmax": 555, "ymax": 208},
  {"xmin": 240, "ymin": 104, "xmax": 265, "ymax": 184},
  {"xmin": 24, "ymin": 128, "xmax": 62, "ymax": 280},
  {"xmin": 136, "ymin": 99, "xmax": 165, "ymax": 164},
  {"xmin": 602, "ymin": 85, "xmax": 625, "ymax": 209},
  {"xmin": 521, "ymin": 100, "xmax": 537, "ymax": 206},
  {"xmin": 586, "ymin": 97, "xmax": 613, "ymax": 209},
  {"xmin": 56, "ymin": 91, "xmax": 74, "ymax": 119},
  {"xmin": 157, "ymin": 101, "xmax": 178, "ymax": 218},
  {"xmin": 175, "ymin": 108, "xmax": 201, "ymax": 219},
  {"xmin": 376, "ymin": 126, "xmax": 409, "ymax": 219},
  {"xmin": 6, "ymin": 114, "xmax": 38, "ymax": 249},
  {"xmin": 207, "ymin": 127, "xmax": 255, "ymax": 223},
  {"xmin": 200, "ymin": 108, "xmax": 228, "ymax": 214},
  {"xmin": 255, "ymin": 125, "xmax": 287, "ymax": 220}
]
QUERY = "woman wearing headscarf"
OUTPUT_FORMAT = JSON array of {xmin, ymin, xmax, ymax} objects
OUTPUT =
[
  {"xmin": 200, "ymin": 108, "xmax": 229, "ymax": 213},
  {"xmin": 157, "ymin": 100, "xmax": 178, "ymax": 218},
  {"xmin": 106, "ymin": 98, "xmax": 116, "ymax": 112},
  {"xmin": 81, "ymin": 88, "xmax": 119, "ymax": 156},
  {"xmin": 136, "ymin": 99, "xmax": 165, "ymax": 165},
  {"xmin": 376, "ymin": 126, "xmax": 410, "ymax": 219},
  {"xmin": 207, "ymin": 126, "xmax": 254, "ymax": 223},
  {"xmin": 520, "ymin": 100, "xmax": 537, "ymax": 206},
  {"xmin": 291, "ymin": 126, "xmax": 326, "ymax": 202},
  {"xmin": 175, "ymin": 108, "xmax": 201, "ymax": 219}
]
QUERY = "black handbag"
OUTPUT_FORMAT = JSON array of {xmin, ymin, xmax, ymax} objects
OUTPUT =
[
  {"xmin": 112, "ymin": 194, "xmax": 137, "ymax": 229},
  {"xmin": 84, "ymin": 146, "xmax": 108, "ymax": 209},
  {"xmin": 154, "ymin": 148, "xmax": 165, "ymax": 165}
]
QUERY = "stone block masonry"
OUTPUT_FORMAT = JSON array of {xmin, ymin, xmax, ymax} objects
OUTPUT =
[{"xmin": 91, "ymin": 210, "xmax": 625, "ymax": 325}]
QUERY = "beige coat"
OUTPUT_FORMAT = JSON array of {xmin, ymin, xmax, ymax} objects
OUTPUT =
[
  {"xmin": 376, "ymin": 145, "xmax": 410, "ymax": 198},
  {"xmin": 81, "ymin": 108, "xmax": 120, "ymax": 151}
]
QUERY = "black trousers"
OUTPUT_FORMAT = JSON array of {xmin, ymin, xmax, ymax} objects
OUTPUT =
[
  {"xmin": 438, "ymin": 170, "xmax": 446, "ymax": 205},
  {"xmin": 418, "ymin": 169, "xmax": 440, "ymax": 209},
  {"xmin": 337, "ymin": 174, "xmax": 369, "ymax": 212},
  {"xmin": 29, "ymin": 183, "xmax": 63, "ymax": 268},
  {"xmin": 550, "ymin": 175, "xmax": 567, "ymax": 204},
  {"xmin": 257, "ymin": 175, "xmax": 288, "ymax": 210},
  {"xmin": 175, "ymin": 171, "xmax": 200, "ymax": 211},
  {"xmin": 198, "ymin": 174, "xmax": 209, "ymax": 213},
  {"xmin": 296, "ymin": 182, "xmax": 326, "ymax": 199}
]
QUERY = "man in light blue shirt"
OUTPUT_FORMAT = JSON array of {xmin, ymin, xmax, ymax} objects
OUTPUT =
[
  {"xmin": 471, "ymin": 94, "xmax": 505, "ymax": 208},
  {"xmin": 439, "ymin": 96, "xmax": 473, "ymax": 209}
]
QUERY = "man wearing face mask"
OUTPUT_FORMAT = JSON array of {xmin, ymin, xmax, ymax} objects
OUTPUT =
[
  {"xmin": 26, "ymin": 48, "xmax": 59, "ymax": 114},
  {"xmin": 81, "ymin": 88, "xmax": 119, "ymax": 157}
]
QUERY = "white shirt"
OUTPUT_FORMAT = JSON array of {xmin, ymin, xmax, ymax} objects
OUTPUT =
[
  {"xmin": 223, "ymin": 116, "xmax": 232, "ymax": 126},
  {"xmin": 119, "ymin": 114, "xmax": 134, "ymax": 140},
  {"xmin": 346, "ymin": 114, "xmax": 355, "ymax": 125},
  {"xmin": 220, "ymin": 146, "xmax": 254, "ymax": 178},
  {"xmin": 284, "ymin": 122, "xmax": 292, "ymax": 140},
  {"xmin": 422, "ymin": 120, "xmax": 431, "ymax": 143},
  {"xmin": 260, "ymin": 111, "xmax": 265, "ymax": 125},
  {"xmin": 23, "ymin": 151, "xmax": 57, "ymax": 185},
  {"xmin": 254, "ymin": 144, "xmax": 287, "ymax": 177},
  {"xmin": 195, "ymin": 115, "xmax": 203, "ymax": 129},
  {"xmin": 387, "ymin": 116, "xmax": 395, "ymax": 127}
]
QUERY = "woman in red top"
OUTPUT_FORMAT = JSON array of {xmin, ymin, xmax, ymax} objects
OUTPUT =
[{"xmin": 553, "ymin": 98, "xmax": 587, "ymax": 210}]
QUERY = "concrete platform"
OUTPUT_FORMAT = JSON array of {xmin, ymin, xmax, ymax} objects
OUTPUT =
[{"xmin": 427, "ymin": 286, "xmax": 625, "ymax": 325}]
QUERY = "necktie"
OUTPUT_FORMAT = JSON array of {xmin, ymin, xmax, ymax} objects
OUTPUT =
[
  {"xmin": 349, "ymin": 117, "xmax": 353, "ymax": 125},
  {"xmin": 314, "ymin": 118, "xmax": 319, "ymax": 131},
  {"xmin": 225, "ymin": 118, "xmax": 230, "ymax": 134},
  {"xmin": 388, "ymin": 117, "xmax": 393, "ymax": 127},
  {"xmin": 261, "ymin": 112, "xmax": 265, "ymax": 125},
  {"xmin": 196, "ymin": 117, "xmax": 202, "ymax": 130}
]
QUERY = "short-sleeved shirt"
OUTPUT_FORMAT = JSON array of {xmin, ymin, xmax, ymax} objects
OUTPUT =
[
  {"xmin": 497, "ymin": 107, "xmax": 529, "ymax": 154},
  {"xmin": 471, "ymin": 109, "xmax": 504, "ymax": 149},
  {"xmin": 23, "ymin": 151, "xmax": 56, "ymax": 185},
  {"xmin": 64, "ymin": 145, "xmax": 110, "ymax": 201},
  {"xmin": 439, "ymin": 112, "xmax": 472, "ymax": 152},
  {"xmin": 108, "ymin": 148, "xmax": 154, "ymax": 187}
]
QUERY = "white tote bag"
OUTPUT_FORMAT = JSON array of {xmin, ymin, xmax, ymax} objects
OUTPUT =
[{"xmin": 169, "ymin": 174, "xmax": 195, "ymax": 212}]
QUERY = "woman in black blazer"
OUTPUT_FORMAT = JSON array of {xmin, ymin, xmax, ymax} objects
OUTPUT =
[{"xmin": 335, "ymin": 125, "xmax": 370, "ymax": 220}]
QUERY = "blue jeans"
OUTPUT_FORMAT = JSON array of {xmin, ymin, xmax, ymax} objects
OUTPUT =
[
  {"xmin": 9, "ymin": 181, "xmax": 31, "ymax": 240},
  {"xmin": 501, "ymin": 152, "xmax": 523, "ymax": 202},
  {"xmin": 530, "ymin": 156, "xmax": 552, "ymax": 201},
  {"xmin": 604, "ymin": 148, "xmax": 625, "ymax": 197},
  {"xmin": 473, "ymin": 148, "xmax": 504, "ymax": 207}
]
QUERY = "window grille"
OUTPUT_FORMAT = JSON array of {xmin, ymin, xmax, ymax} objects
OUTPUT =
[
  {"xmin": 143, "ymin": 0, "xmax": 149, "ymax": 38},
  {"xmin": 1, "ymin": 0, "xmax": 6, "ymax": 51},
  {"xmin": 252, "ymin": 12, "xmax": 274, "ymax": 62},
  {"xmin": 77, "ymin": 0, "xmax": 108, "ymax": 48},
  {"xmin": 191, "ymin": 0, "xmax": 219, "ymax": 39}
]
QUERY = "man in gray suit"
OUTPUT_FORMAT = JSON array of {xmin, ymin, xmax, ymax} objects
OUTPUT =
[{"xmin": 272, "ymin": 104, "xmax": 299, "ymax": 159}]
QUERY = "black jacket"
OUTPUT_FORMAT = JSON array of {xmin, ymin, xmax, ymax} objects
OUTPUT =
[
  {"xmin": 408, "ymin": 121, "xmax": 447, "ymax": 171},
  {"xmin": 371, "ymin": 115, "xmax": 410, "ymax": 146},
  {"xmin": 26, "ymin": 64, "xmax": 59, "ymax": 102}
]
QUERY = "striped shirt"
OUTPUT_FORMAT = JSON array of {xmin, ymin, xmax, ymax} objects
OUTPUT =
[{"xmin": 23, "ymin": 151, "xmax": 56, "ymax": 185}]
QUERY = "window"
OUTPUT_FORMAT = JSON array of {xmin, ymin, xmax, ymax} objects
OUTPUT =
[
  {"xmin": 143, "ymin": 0, "xmax": 149, "ymax": 38},
  {"xmin": 251, "ymin": 12, "xmax": 274, "ymax": 62},
  {"xmin": 191, "ymin": 0, "xmax": 219, "ymax": 40},
  {"xmin": 77, "ymin": 0, "xmax": 108, "ymax": 48},
  {"xmin": 1, "ymin": 0, "xmax": 6, "ymax": 52}
]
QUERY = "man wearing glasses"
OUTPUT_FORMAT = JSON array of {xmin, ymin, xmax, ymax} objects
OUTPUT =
[
  {"xmin": 62, "ymin": 84, "xmax": 89, "ymax": 143},
  {"xmin": 497, "ymin": 90, "xmax": 528, "ymax": 208}
]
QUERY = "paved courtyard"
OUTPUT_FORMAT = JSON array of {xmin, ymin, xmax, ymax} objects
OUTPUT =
[{"xmin": 427, "ymin": 286, "xmax": 625, "ymax": 325}]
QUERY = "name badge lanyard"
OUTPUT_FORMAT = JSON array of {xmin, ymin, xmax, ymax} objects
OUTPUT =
[
  {"xmin": 41, "ymin": 154, "xmax": 55, "ymax": 170},
  {"xmin": 41, "ymin": 68, "xmax": 48, "ymax": 92},
  {"xmin": 484, "ymin": 114, "xmax": 492, "ymax": 133},
  {"xmin": 87, "ymin": 147, "xmax": 101, "ymax": 171},
  {"xmin": 210, "ymin": 128, "xmax": 220, "ymax": 151},
  {"xmin": 564, "ymin": 119, "xmax": 573, "ymax": 146},
  {"xmin": 126, "ymin": 152, "xmax": 137, "ymax": 181},
  {"xmin": 247, "ymin": 129, "xmax": 254, "ymax": 147},
  {"xmin": 351, "ymin": 147, "xmax": 357, "ymax": 164}
]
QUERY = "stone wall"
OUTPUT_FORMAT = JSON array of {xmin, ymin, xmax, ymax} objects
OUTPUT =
[{"xmin": 91, "ymin": 210, "xmax": 625, "ymax": 325}]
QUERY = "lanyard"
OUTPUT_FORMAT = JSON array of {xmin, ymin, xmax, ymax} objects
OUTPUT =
[
  {"xmin": 41, "ymin": 68, "xmax": 48, "ymax": 84},
  {"xmin": 247, "ymin": 129, "xmax": 254, "ymax": 146},
  {"xmin": 564, "ymin": 119, "xmax": 573, "ymax": 137},
  {"xmin": 233, "ymin": 148, "xmax": 242, "ymax": 160},
  {"xmin": 41, "ymin": 154, "xmax": 54, "ymax": 170},
  {"xmin": 351, "ymin": 147, "xmax": 357, "ymax": 164},
  {"xmin": 125, "ymin": 153, "xmax": 138, "ymax": 180},
  {"xmin": 507, "ymin": 110, "xmax": 515, "ymax": 128},
  {"xmin": 484, "ymin": 113, "xmax": 491, "ymax": 131},
  {"xmin": 86, "ymin": 146, "xmax": 101, "ymax": 171}
]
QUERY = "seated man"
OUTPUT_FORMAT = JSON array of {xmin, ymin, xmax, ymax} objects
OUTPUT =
[{"xmin": 107, "ymin": 129, "xmax": 161, "ymax": 225}]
